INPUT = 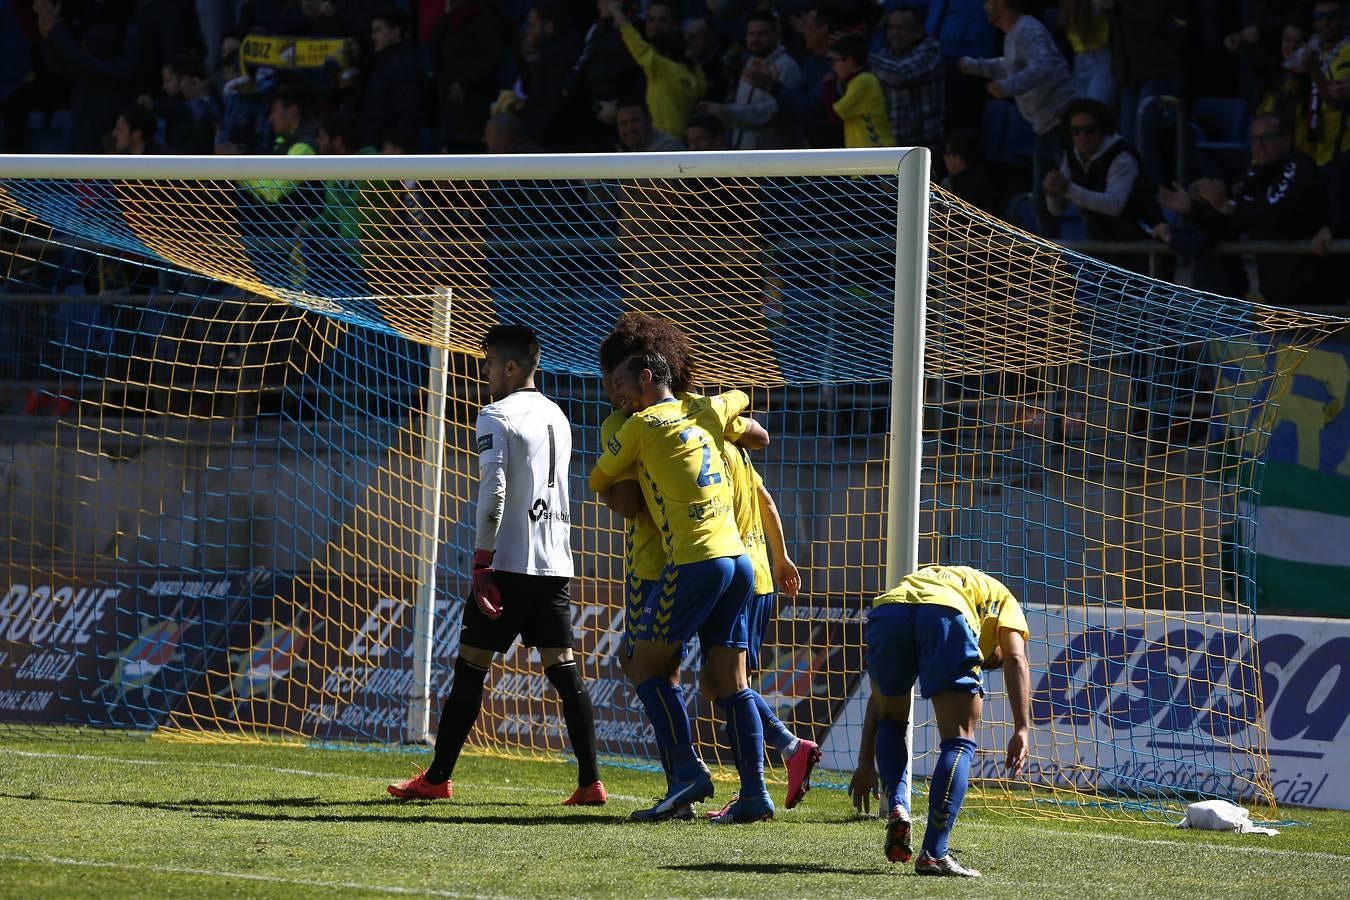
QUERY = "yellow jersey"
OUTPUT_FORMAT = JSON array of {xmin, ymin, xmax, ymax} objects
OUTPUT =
[
  {"xmin": 723, "ymin": 443, "xmax": 773, "ymax": 595},
  {"xmin": 600, "ymin": 409, "xmax": 666, "ymax": 581},
  {"xmin": 873, "ymin": 565, "xmax": 1029, "ymax": 660},
  {"xmin": 591, "ymin": 391, "xmax": 748, "ymax": 565},
  {"xmin": 834, "ymin": 71, "xmax": 894, "ymax": 149}
]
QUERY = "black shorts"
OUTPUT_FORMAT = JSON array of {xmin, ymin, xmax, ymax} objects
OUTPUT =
[{"xmin": 459, "ymin": 572, "xmax": 574, "ymax": 654}]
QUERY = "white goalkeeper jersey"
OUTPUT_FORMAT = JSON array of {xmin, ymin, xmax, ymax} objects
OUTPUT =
[{"xmin": 473, "ymin": 388, "xmax": 574, "ymax": 577}]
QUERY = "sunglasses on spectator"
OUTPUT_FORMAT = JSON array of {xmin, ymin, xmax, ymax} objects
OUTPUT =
[{"xmin": 1069, "ymin": 124, "xmax": 1100, "ymax": 135}]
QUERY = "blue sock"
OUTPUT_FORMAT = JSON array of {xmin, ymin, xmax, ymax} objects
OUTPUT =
[
  {"xmin": 635, "ymin": 676, "xmax": 699, "ymax": 776},
  {"xmin": 657, "ymin": 740, "xmax": 675, "ymax": 789},
  {"xmin": 751, "ymin": 690, "xmax": 796, "ymax": 756},
  {"xmin": 875, "ymin": 718, "xmax": 912, "ymax": 814},
  {"xmin": 719, "ymin": 688, "xmax": 768, "ymax": 799},
  {"xmin": 922, "ymin": 737, "xmax": 977, "ymax": 858}
]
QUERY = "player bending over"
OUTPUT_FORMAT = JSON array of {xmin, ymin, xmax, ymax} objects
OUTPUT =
[
  {"xmin": 387, "ymin": 324, "xmax": 604, "ymax": 807},
  {"xmin": 591, "ymin": 351, "xmax": 772, "ymax": 822},
  {"xmin": 849, "ymin": 565, "xmax": 1030, "ymax": 877}
]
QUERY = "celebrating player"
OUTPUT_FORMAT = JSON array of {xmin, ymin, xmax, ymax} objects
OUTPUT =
[
  {"xmin": 387, "ymin": 324, "xmax": 605, "ymax": 807},
  {"xmin": 590, "ymin": 351, "xmax": 773, "ymax": 822},
  {"xmin": 596, "ymin": 313, "xmax": 819, "ymax": 818},
  {"xmin": 849, "ymin": 565, "xmax": 1030, "ymax": 877},
  {"xmin": 703, "ymin": 440, "xmax": 820, "ymax": 820}
]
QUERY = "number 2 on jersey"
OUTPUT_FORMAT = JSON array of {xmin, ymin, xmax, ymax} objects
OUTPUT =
[{"xmin": 678, "ymin": 427, "xmax": 722, "ymax": 488}]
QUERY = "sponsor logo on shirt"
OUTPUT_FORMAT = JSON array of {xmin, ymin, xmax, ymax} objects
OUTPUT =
[
  {"xmin": 528, "ymin": 498, "xmax": 571, "ymax": 524},
  {"xmin": 477, "ymin": 434, "xmax": 493, "ymax": 452}
]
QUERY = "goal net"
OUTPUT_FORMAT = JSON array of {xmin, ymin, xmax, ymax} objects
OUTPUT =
[{"xmin": 0, "ymin": 150, "xmax": 1341, "ymax": 821}]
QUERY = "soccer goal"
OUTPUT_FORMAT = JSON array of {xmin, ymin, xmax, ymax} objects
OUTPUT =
[{"xmin": 0, "ymin": 149, "xmax": 1339, "ymax": 821}]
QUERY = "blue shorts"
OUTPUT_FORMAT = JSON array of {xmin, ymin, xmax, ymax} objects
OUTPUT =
[
  {"xmin": 744, "ymin": 592, "xmax": 776, "ymax": 673},
  {"xmin": 865, "ymin": 602, "xmax": 983, "ymax": 700},
  {"xmin": 632, "ymin": 555, "xmax": 752, "ymax": 649}
]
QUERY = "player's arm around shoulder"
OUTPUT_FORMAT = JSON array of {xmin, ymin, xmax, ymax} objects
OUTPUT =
[
  {"xmin": 589, "ymin": 413, "xmax": 643, "ymax": 493},
  {"xmin": 710, "ymin": 389, "xmax": 750, "ymax": 428}
]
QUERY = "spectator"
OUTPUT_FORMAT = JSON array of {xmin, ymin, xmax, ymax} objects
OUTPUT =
[
  {"xmin": 129, "ymin": 0, "xmax": 204, "ymax": 100},
  {"xmin": 781, "ymin": 4, "xmax": 841, "ymax": 149},
  {"xmin": 642, "ymin": 0, "xmax": 679, "ymax": 39},
  {"xmin": 483, "ymin": 112, "xmax": 542, "ymax": 153},
  {"xmin": 608, "ymin": 0, "xmax": 705, "ymax": 141},
  {"xmin": 1287, "ymin": 0, "xmax": 1350, "ymax": 165},
  {"xmin": 1043, "ymin": 98, "xmax": 1168, "ymax": 252},
  {"xmin": 682, "ymin": 15, "xmax": 730, "ymax": 108},
  {"xmin": 1059, "ymin": 0, "xmax": 1115, "ymax": 108},
  {"xmin": 565, "ymin": 0, "xmax": 646, "ymax": 148},
  {"xmin": 871, "ymin": 6, "xmax": 945, "ymax": 152},
  {"xmin": 361, "ymin": 8, "xmax": 422, "ymax": 150},
  {"xmin": 317, "ymin": 110, "xmax": 370, "ymax": 156},
  {"xmin": 614, "ymin": 98, "xmax": 684, "ymax": 151},
  {"xmin": 1101, "ymin": 0, "xmax": 1174, "ymax": 154},
  {"xmin": 941, "ymin": 127, "xmax": 1000, "ymax": 215},
  {"xmin": 517, "ymin": 1, "xmax": 582, "ymax": 150},
  {"xmin": 925, "ymin": 0, "xmax": 999, "ymax": 132},
  {"xmin": 1159, "ymin": 113, "xmax": 1332, "ymax": 305},
  {"xmin": 195, "ymin": 0, "xmax": 236, "ymax": 71},
  {"xmin": 433, "ymin": 0, "xmax": 509, "ymax": 154},
  {"xmin": 960, "ymin": 0, "xmax": 1074, "ymax": 234},
  {"xmin": 110, "ymin": 104, "xmax": 159, "ymax": 155},
  {"xmin": 699, "ymin": 11, "xmax": 803, "ymax": 150},
  {"xmin": 826, "ymin": 33, "xmax": 895, "ymax": 149},
  {"xmin": 154, "ymin": 50, "xmax": 221, "ymax": 155},
  {"xmin": 1255, "ymin": 22, "xmax": 1311, "ymax": 144},
  {"xmin": 381, "ymin": 126, "xmax": 417, "ymax": 155},
  {"xmin": 35, "ymin": 0, "xmax": 137, "ymax": 153},
  {"xmin": 685, "ymin": 110, "xmax": 726, "ymax": 150}
]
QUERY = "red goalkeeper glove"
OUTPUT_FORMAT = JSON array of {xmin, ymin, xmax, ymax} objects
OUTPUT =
[{"xmin": 471, "ymin": 548, "xmax": 502, "ymax": 620}]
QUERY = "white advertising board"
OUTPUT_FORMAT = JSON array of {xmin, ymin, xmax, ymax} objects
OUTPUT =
[{"xmin": 819, "ymin": 609, "xmax": 1349, "ymax": 810}]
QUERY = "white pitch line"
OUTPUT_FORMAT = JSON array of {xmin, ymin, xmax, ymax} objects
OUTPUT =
[
  {"xmin": 0, "ymin": 852, "xmax": 497, "ymax": 898},
  {"xmin": 5, "ymin": 748, "xmax": 1349, "ymax": 863}
]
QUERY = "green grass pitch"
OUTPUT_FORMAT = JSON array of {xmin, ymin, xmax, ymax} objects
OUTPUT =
[{"xmin": 1, "ymin": 732, "xmax": 1348, "ymax": 898}]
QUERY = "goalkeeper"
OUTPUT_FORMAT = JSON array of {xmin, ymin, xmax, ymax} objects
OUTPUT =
[
  {"xmin": 848, "ymin": 565, "xmax": 1030, "ymax": 878},
  {"xmin": 386, "ymin": 324, "xmax": 604, "ymax": 807}
]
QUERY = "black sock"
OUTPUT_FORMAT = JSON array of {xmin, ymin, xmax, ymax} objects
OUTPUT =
[
  {"xmin": 545, "ymin": 660, "xmax": 600, "ymax": 787},
  {"xmin": 425, "ymin": 657, "xmax": 490, "ymax": 784}
]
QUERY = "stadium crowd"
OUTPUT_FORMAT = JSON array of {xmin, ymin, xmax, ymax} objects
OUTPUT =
[{"xmin": 1, "ymin": 0, "xmax": 1349, "ymax": 303}]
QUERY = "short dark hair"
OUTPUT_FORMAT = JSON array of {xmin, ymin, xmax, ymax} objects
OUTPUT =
[
  {"xmin": 830, "ymin": 33, "xmax": 868, "ymax": 65},
  {"xmin": 943, "ymin": 127, "xmax": 981, "ymax": 162},
  {"xmin": 120, "ymin": 105, "xmax": 157, "ymax": 144},
  {"xmin": 1001, "ymin": 0, "xmax": 1032, "ymax": 13},
  {"xmin": 483, "ymin": 324, "xmax": 541, "ymax": 373},
  {"xmin": 622, "ymin": 352, "xmax": 672, "ymax": 388},
  {"xmin": 531, "ymin": 0, "xmax": 568, "ymax": 29},
  {"xmin": 372, "ymin": 7, "xmax": 409, "ymax": 34},
  {"xmin": 381, "ymin": 126, "xmax": 417, "ymax": 152},
  {"xmin": 746, "ymin": 10, "xmax": 778, "ymax": 30},
  {"xmin": 1062, "ymin": 97, "xmax": 1115, "ymax": 134},
  {"xmin": 599, "ymin": 313, "xmax": 693, "ymax": 392},
  {"xmin": 167, "ymin": 49, "xmax": 205, "ymax": 80},
  {"xmin": 686, "ymin": 111, "xmax": 724, "ymax": 137},
  {"xmin": 273, "ymin": 83, "xmax": 317, "ymax": 119},
  {"xmin": 319, "ymin": 111, "xmax": 361, "ymax": 152}
]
